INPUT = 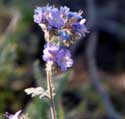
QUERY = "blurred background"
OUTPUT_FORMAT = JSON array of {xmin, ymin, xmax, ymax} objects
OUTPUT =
[{"xmin": 0, "ymin": 0, "xmax": 125, "ymax": 119}]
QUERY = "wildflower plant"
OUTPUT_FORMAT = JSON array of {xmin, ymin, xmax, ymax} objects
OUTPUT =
[{"xmin": 25, "ymin": 5, "xmax": 87, "ymax": 119}]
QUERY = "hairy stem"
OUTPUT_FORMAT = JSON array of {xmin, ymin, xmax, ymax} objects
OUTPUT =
[{"xmin": 46, "ymin": 62, "xmax": 56, "ymax": 119}]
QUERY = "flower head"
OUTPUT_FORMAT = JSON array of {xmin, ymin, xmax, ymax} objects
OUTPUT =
[
  {"xmin": 34, "ymin": 5, "xmax": 88, "ymax": 45},
  {"xmin": 34, "ymin": 7, "xmax": 46, "ymax": 24},
  {"xmin": 43, "ymin": 43, "xmax": 59, "ymax": 62},
  {"xmin": 47, "ymin": 8, "xmax": 65, "ymax": 29},
  {"xmin": 34, "ymin": 5, "xmax": 88, "ymax": 72},
  {"xmin": 72, "ymin": 19, "xmax": 88, "ymax": 36},
  {"xmin": 56, "ymin": 48, "xmax": 73, "ymax": 72},
  {"xmin": 34, "ymin": 5, "xmax": 65, "ymax": 29},
  {"xmin": 43, "ymin": 43, "xmax": 73, "ymax": 72}
]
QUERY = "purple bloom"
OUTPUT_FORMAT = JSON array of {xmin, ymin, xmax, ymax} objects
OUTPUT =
[
  {"xmin": 4, "ymin": 110, "xmax": 22, "ymax": 119},
  {"xmin": 34, "ymin": 5, "xmax": 65, "ymax": 29},
  {"xmin": 72, "ymin": 19, "xmax": 88, "ymax": 37},
  {"xmin": 43, "ymin": 43, "xmax": 59, "ymax": 62},
  {"xmin": 34, "ymin": 5, "xmax": 88, "ymax": 46},
  {"xmin": 34, "ymin": 6, "xmax": 52, "ymax": 24},
  {"xmin": 47, "ymin": 9, "xmax": 64, "ymax": 29},
  {"xmin": 56, "ymin": 48, "xmax": 73, "ymax": 72},
  {"xmin": 34, "ymin": 7, "xmax": 45, "ymax": 24},
  {"xmin": 42, "ymin": 43, "xmax": 73, "ymax": 71}
]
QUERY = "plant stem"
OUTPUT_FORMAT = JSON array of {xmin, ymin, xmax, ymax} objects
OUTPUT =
[{"xmin": 46, "ymin": 62, "xmax": 57, "ymax": 119}]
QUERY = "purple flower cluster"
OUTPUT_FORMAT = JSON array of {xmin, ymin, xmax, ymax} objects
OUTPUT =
[
  {"xmin": 34, "ymin": 5, "xmax": 87, "ymax": 72},
  {"xmin": 34, "ymin": 5, "xmax": 88, "ymax": 46},
  {"xmin": 34, "ymin": 5, "xmax": 65, "ymax": 29},
  {"xmin": 43, "ymin": 43, "xmax": 73, "ymax": 72}
]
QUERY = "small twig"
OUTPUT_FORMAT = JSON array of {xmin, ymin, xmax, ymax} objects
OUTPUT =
[{"xmin": 5, "ymin": 10, "xmax": 20, "ymax": 35}]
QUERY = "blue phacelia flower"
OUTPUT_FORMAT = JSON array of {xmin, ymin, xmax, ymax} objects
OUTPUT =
[
  {"xmin": 33, "ymin": 5, "xmax": 88, "ymax": 45},
  {"xmin": 43, "ymin": 43, "xmax": 59, "ymax": 62},
  {"xmin": 72, "ymin": 19, "xmax": 88, "ymax": 37},
  {"xmin": 56, "ymin": 48, "xmax": 73, "ymax": 72},
  {"xmin": 34, "ymin": 5, "xmax": 88, "ymax": 71},
  {"xmin": 43, "ymin": 43, "xmax": 73, "ymax": 72},
  {"xmin": 34, "ymin": 7, "xmax": 46, "ymax": 24},
  {"xmin": 47, "ymin": 9, "xmax": 65, "ymax": 29}
]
